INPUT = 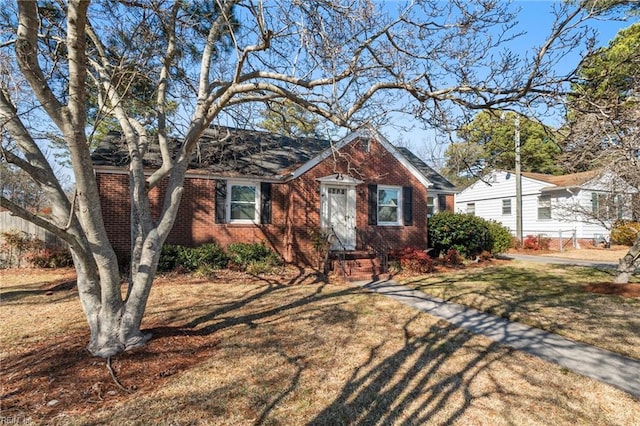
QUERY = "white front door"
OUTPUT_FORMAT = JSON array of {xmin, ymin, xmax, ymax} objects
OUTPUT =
[{"xmin": 321, "ymin": 184, "xmax": 356, "ymax": 250}]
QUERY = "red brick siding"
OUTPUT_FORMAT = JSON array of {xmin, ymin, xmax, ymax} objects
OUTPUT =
[
  {"xmin": 96, "ymin": 136, "xmax": 432, "ymax": 266},
  {"xmin": 443, "ymin": 194, "xmax": 455, "ymax": 212}
]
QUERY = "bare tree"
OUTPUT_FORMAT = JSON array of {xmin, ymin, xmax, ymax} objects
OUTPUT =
[
  {"xmin": 562, "ymin": 21, "xmax": 640, "ymax": 283},
  {"xmin": 0, "ymin": 0, "xmax": 631, "ymax": 357}
]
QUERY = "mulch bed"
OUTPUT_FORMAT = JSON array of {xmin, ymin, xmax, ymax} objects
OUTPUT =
[
  {"xmin": 583, "ymin": 282, "xmax": 640, "ymax": 298},
  {"xmin": 1, "ymin": 326, "xmax": 220, "ymax": 423}
]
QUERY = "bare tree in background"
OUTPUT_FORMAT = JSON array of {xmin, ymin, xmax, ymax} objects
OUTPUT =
[
  {"xmin": 0, "ymin": 0, "xmax": 631, "ymax": 357},
  {"xmin": 562, "ymin": 21, "xmax": 640, "ymax": 283}
]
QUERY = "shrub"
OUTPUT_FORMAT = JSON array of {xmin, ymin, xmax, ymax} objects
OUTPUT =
[
  {"xmin": 193, "ymin": 243, "xmax": 229, "ymax": 270},
  {"xmin": 25, "ymin": 246, "xmax": 74, "ymax": 268},
  {"xmin": 390, "ymin": 247, "xmax": 435, "ymax": 273},
  {"xmin": 1, "ymin": 231, "xmax": 72, "ymax": 268},
  {"xmin": 442, "ymin": 248, "xmax": 463, "ymax": 266},
  {"xmin": 428, "ymin": 212, "xmax": 493, "ymax": 258},
  {"xmin": 522, "ymin": 235, "xmax": 539, "ymax": 250},
  {"xmin": 522, "ymin": 234, "xmax": 551, "ymax": 251},
  {"xmin": 227, "ymin": 242, "xmax": 281, "ymax": 272},
  {"xmin": 1, "ymin": 230, "xmax": 33, "ymax": 268},
  {"xmin": 158, "ymin": 242, "xmax": 229, "ymax": 273},
  {"xmin": 158, "ymin": 244, "xmax": 182, "ymax": 272},
  {"xmin": 611, "ymin": 221, "xmax": 640, "ymax": 246},
  {"xmin": 486, "ymin": 220, "xmax": 513, "ymax": 254}
]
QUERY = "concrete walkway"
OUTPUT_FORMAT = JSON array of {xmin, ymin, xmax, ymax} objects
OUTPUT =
[{"xmin": 352, "ymin": 279, "xmax": 640, "ymax": 399}]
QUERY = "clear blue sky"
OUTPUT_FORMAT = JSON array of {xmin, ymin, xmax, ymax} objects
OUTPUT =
[{"xmin": 385, "ymin": 0, "xmax": 638, "ymax": 165}]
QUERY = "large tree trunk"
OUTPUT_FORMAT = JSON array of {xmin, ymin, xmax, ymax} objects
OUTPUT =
[{"xmin": 614, "ymin": 235, "xmax": 640, "ymax": 284}]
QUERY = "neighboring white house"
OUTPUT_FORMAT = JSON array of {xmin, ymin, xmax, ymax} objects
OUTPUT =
[{"xmin": 454, "ymin": 169, "xmax": 637, "ymax": 247}]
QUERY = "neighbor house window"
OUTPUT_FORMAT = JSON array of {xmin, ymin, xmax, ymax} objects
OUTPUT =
[
  {"xmin": 466, "ymin": 203, "xmax": 475, "ymax": 215},
  {"xmin": 377, "ymin": 186, "xmax": 401, "ymax": 225},
  {"xmin": 228, "ymin": 182, "xmax": 259, "ymax": 223},
  {"xmin": 591, "ymin": 192, "xmax": 599, "ymax": 217},
  {"xmin": 538, "ymin": 196, "xmax": 551, "ymax": 220},
  {"xmin": 427, "ymin": 196, "xmax": 435, "ymax": 218},
  {"xmin": 615, "ymin": 194, "xmax": 624, "ymax": 219},
  {"xmin": 502, "ymin": 199, "xmax": 512, "ymax": 215}
]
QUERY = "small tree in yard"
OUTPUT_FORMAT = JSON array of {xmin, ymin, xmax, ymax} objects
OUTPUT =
[{"xmin": 0, "ymin": 0, "xmax": 632, "ymax": 358}]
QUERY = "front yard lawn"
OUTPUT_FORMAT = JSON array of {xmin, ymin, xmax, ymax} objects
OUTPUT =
[
  {"xmin": 1, "ymin": 266, "xmax": 639, "ymax": 425},
  {"xmin": 402, "ymin": 261, "xmax": 640, "ymax": 359}
]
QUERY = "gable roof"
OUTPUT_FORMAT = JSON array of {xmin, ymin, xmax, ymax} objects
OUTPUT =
[
  {"xmin": 91, "ymin": 126, "xmax": 456, "ymax": 191},
  {"xmin": 394, "ymin": 146, "xmax": 457, "ymax": 192},
  {"xmin": 289, "ymin": 128, "xmax": 456, "ymax": 191}
]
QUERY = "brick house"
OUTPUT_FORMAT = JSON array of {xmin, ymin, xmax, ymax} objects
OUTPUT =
[{"xmin": 91, "ymin": 127, "xmax": 456, "ymax": 277}]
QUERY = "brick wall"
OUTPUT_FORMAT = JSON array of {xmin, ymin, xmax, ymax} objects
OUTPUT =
[{"xmin": 96, "ymin": 136, "xmax": 431, "ymax": 266}]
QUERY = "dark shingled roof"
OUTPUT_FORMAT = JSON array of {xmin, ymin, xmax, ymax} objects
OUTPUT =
[
  {"xmin": 91, "ymin": 126, "xmax": 455, "ymax": 190},
  {"xmin": 395, "ymin": 146, "xmax": 457, "ymax": 191},
  {"xmin": 90, "ymin": 126, "xmax": 330, "ymax": 178}
]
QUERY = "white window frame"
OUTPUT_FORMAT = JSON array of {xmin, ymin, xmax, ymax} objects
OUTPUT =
[
  {"xmin": 502, "ymin": 199, "xmax": 512, "ymax": 215},
  {"xmin": 377, "ymin": 185, "xmax": 402, "ymax": 226},
  {"xmin": 538, "ymin": 196, "xmax": 551, "ymax": 220},
  {"xmin": 466, "ymin": 203, "xmax": 475, "ymax": 215},
  {"xmin": 427, "ymin": 196, "xmax": 435, "ymax": 218},
  {"xmin": 227, "ymin": 181, "xmax": 261, "ymax": 224}
]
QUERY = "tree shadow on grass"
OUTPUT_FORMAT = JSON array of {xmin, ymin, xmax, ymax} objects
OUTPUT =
[
  {"xmin": 2, "ymin": 271, "xmax": 616, "ymax": 425},
  {"xmin": 0, "ymin": 279, "xmax": 77, "ymax": 303}
]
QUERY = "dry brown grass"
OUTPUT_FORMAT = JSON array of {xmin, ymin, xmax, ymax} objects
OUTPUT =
[
  {"xmin": 513, "ymin": 245, "xmax": 630, "ymax": 262},
  {"xmin": 1, "ymin": 267, "xmax": 639, "ymax": 425},
  {"xmin": 403, "ymin": 261, "xmax": 640, "ymax": 359}
]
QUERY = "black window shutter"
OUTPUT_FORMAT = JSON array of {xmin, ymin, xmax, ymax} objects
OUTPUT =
[
  {"xmin": 260, "ymin": 182, "xmax": 272, "ymax": 224},
  {"xmin": 215, "ymin": 180, "xmax": 227, "ymax": 224},
  {"xmin": 438, "ymin": 194, "xmax": 448, "ymax": 212},
  {"xmin": 403, "ymin": 186, "xmax": 413, "ymax": 226},
  {"xmin": 368, "ymin": 184, "xmax": 377, "ymax": 225}
]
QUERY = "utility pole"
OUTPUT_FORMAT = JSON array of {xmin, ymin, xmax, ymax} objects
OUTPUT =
[{"xmin": 515, "ymin": 116, "xmax": 523, "ymax": 244}]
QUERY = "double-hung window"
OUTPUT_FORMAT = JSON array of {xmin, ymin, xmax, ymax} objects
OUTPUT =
[
  {"xmin": 502, "ymin": 199, "xmax": 512, "ymax": 215},
  {"xmin": 228, "ymin": 182, "xmax": 259, "ymax": 223},
  {"xmin": 538, "ymin": 196, "xmax": 551, "ymax": 220},
  {"xmin": 427, "ymin": 196, "xmax": 435, "ymax": 218},
  {"xmin": 466, "ymin": 203, "xmax": 475, "ymax": 215},
  {"xmin": 377, "ymin": 186, "xmax": 401, "ymax": 225}
]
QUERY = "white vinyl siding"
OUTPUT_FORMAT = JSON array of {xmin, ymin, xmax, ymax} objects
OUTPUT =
[{"xmin": 454, "ymin": 170, "xmax": 630, "ymax": 241}]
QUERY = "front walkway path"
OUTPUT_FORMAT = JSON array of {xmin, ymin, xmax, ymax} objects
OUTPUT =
[{"xmin": 352, "ymin": 279, "xmax": 640, "ymax": 399}]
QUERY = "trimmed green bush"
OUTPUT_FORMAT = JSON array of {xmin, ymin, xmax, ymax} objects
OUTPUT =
[
  {"xmin": 227, "ymin": 242, "xmax": 281, "ymax": 272},
  {"xmin": 158, "ymin": 242, "xmax": 229, "ymax": 272},
  {"xmin": 158, "ymin": 244, "xmax": 182, "ymax": 272},
  {"xmin": 193, "ymin": 243, "xmax": 230, "ymax": 270},
  {"xmin": 428, "ymin": 211, "xmax": 493, "ymax": 258},
  {"xmin": 486, "ymin": 220, "xmax": 513, "ymax": 254}
]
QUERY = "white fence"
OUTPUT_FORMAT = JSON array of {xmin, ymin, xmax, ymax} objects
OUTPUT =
[{"xmin": 521, "ymin": 229, "xmax": 578, "ymax": 251}]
